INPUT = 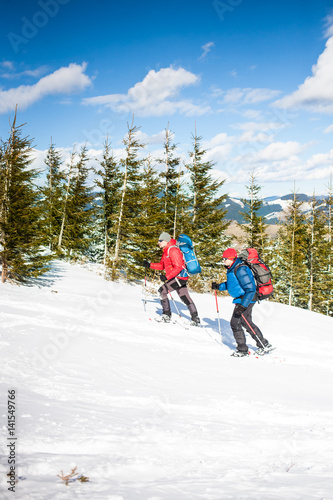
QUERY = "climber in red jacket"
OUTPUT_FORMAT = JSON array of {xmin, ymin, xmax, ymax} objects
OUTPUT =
[{"xmin": 141, "ymin": 232, "xmax": 200, "ymax": 325}]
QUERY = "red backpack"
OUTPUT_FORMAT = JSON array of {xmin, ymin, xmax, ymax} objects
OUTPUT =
[{"xmin": 237, "ymin": 248, "xmax": 274, "ymax": 301}]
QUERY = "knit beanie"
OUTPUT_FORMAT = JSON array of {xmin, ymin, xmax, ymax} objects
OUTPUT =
[
  {"xmin": 222, "ymin": 248, "xmax": 237, "ymax": 260},
  {"xmin": 159, "ymin": 232, "xmax": 171, "ymax": 243}
]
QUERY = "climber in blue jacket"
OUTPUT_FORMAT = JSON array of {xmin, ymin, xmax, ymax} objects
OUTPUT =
[{"xmin": 212, "ymin": 248, "xmax": 270, "ymax": 357}]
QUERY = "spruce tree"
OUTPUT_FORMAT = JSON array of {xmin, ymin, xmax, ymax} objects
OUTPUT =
[
  {"xmin": 238, "ymin": 171, "xmax": 268, "ymax": 255},
  {"xmin": 158, "ymin": 125, "xmax": 182, "ymax": 236},
  {"xmin": 129, "ymin": 154, "xmax": 164, "ymax": 278},
  {"xmin": 94, "ymin": 138, "xmax": 122, "ymax": 272},
  {"xmin": 323, "ymin": 176, "xmax": 333, "ymax": 315},
  {"xmin": 0, "ymin": 112, "xmax": 49, "ymax": 282},
  {"xmin": 112, "ymin": 119, "xmax": 145, "ymax": 279},
  {"xmin": 325, "ymin": 175, "xmax": 333, "ymax": 274},
  {"xmin": 58, "ymin": 149, "xmax": 76, "ymax": 252},
  {"xmin": 305, "ymin": 194, "xmax": 330, "ymax": 313},
  {"xmin": 60, "ymin": 145, "xmax": 95, "ymax": 259},
  {"xmin": 184, "ymin": 129, "xmax": 230, "ymax": 291},
  {"xmin": 41, "ymin": 140, "xmax": 65, "ymax": 252},
  {"xmin": 274, "ymin": 189, "xmax": 308, "ymax": 308}
]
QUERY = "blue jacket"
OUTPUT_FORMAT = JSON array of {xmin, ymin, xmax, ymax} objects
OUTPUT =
[{"xmin": 218, "ymin": 258, "xmax": 256, "ymax": 307}]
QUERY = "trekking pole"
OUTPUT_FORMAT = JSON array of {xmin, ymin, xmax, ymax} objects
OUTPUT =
[
  {"xmin": 167, "ymin": 291, "xmax": 190, "ymax": 330},
  {"xmin": 142, "ymin": 272, "xmax": 147, "ymax": 312},
  {"xmin": 241, "ymin": 313, "xmax": 265, "ymax": 349},
  {"xmin": 168, "ymin": 290, "xmax": 182, "ymax": 319},
  {"xmin": 214, "ymin": 290, "xmax": 223, "ymax": 343}
]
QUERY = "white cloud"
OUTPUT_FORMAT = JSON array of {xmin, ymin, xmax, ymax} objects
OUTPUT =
[
  {"xmin": 0, "ymin": 63, "xmax": 92, "ymax": 114},
  {"xmin": 83, "ymin": 67, "xmax": 210, "ymax": 117},
  {"xmin": 200, "ymin": 132, "xmax": 235, "ymax": 167},
  {"xmin": 252, "ymin": 141, "xmax": 307, "ymax": 162},
  {"xmin": 242, "ymin": 109, "xmax": 262, "ymax": 119},
  {"xmin": 223, "ymin": 87, "xmax": 243, "ymax": 104},
  {"xmin": 230, "ymin": 121, "xmax": 288, "ymax": 146},
  {"xmin": 1, "ymin": 65, "xmax": 49, "ymax": 80},
  {"xmin": 204, "ymin": 144, "xmax": 234, "ymax": 165},
  {"xmin": 222, "ymin": 140, "xmax": 333, "ymax": 184},
  {"xmin": 0, "ymin": 61, "xmax": 15, "ymax": 70},
  {"xmin": 134, "ymin": 130, "xmax": 166, "ymax": 146},
  {"xmin": 199, "ymin": 42, "xmax": 214, "ymax": 60},
  {"xmin": 203, "ymin": 132, "xmax": 231, "ymax": 148},
  {"xmin": 274, "ymin": 36, "xmax": 333, "ymax": 113},
  {"xmin": 210, "ymin": 86, "xmax": 224, "ymax": 98},
  {"xmin": 233, "ymin": 121, "xmax": 286, "ymax": 132},
  {"xmin": 237, "ymin": 130, "xmax": 274, "ymax": 144},
  {"xmin": 29, "ymin": 148, "xmax": 48, "ymax": 173},
  {"xmin": 324, "ymin": 124, "xmax": 333, "ymax": 133},
  {"xmin": 306, "ymin": 148, "xmax": 333, "ymax": 168},
  {"xmin": 222, "ymin": 87, "xmax": 281, "ymax": 105},
  {"xmin": 243, "ymin": 88, "xmax": 281, "ymax": 104},
  {"xmin": 324, "ymin": 11, "xmax": 333, "ymax": 38}
]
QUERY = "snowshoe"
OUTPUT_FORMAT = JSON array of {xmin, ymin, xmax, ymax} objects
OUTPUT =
[
  {"xmin": 231, "ymin": 350, "xmax": 249, "ymax": 357},
  {"xmin": 155, "ymin": 314, "xmax": 172, "ymax": 323},
  {"xmin": 256, "ymin": 343, "xmax": 275, "ymax": 356},
  {"xmin": 190, "ymin": 315, "xmax": 201, "ymax": 327}
]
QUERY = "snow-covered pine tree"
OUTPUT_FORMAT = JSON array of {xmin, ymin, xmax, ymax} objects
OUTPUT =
[
  {"xmin": 158, "ymin": 125, "xmax": 183, "ymax": 237},
  {"xmin": 237, "ymin": 171, "xmax": 268, "ymax": 256},
  {"xmin": 172, "ymin": 163, "xmax": 188, "ymax": 238},
  {"xmin": 60, "ymin": 145, "xmax": 95, "ymax": 259},
  {"xmin": 274, "ymin": 188, "xmax": 308, "ymax": 308},
  {"xmin": 325, "ymin": 175, "xmax": 333, "ymax": 272},
  {"xmin": 323, "ymin": 176, "xmax": 333, "ymax": 315},
  {"xmin": 184, "ymin": 129, "xmax": 230, "ymax": 291},
  {"xmin": 112, "ymin": 119, "xmax": 145, "ymax": 280},
  {"xmin": 58, "ymin": 148, "xmax": 76, "ymax": 252},
  {"xmin": 93, "ymin": 138, "xmax": 122, "ymax": 273},
  {"xmin": 305, "ymin": 193, "xmax": 330, "ymax": 314},
  {"xmin": 128, "ymin": 154, "xmax": 164, "ymax": 279},
  {"xmin": 41, "ymin": 140, "xmax": 65, "ymax": 252},
  {"xmin": 0, "ymin": 111, "xmax": 49, "ymax": 282}
]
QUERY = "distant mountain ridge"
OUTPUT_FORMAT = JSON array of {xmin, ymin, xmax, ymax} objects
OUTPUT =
[{"xmin": 223, "ymin": 194, "xmax": 328, "ymax": 224}]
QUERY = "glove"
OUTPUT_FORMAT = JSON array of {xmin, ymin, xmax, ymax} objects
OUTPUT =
[
  {"xmin": 141, "ymin": 260, "xmax": 151, "ymax": 268},
  {"xmin": 233, "ymin": 304, "xmax": 247, "ymax": 318},
  {"xmin": 211, "ymin": 282, "xmax": 220, "ymax": 290},
  {"xmin": 160, "ymin": 274, "xmax": 167, "ymax": 282}
]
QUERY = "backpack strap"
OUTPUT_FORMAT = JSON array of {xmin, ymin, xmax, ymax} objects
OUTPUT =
[
  {"xmin": 167, "ymin": 245, "xmax": 187, "ymax": 275},
  {"xmin": 167, "ymin": 245, "xmax": 178, "ymax": 257},
  {"xmin": 234, "ymin": 262, "xmax": 258, "ymax": 299},
  {"xmin": 234, "ymin": 262, "xmax": 247, "ymax": 276}
]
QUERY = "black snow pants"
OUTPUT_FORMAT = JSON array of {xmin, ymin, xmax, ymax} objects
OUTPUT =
[
  {"xmin": 230, "ymin": 302, "xmax": 268, "ymax": 352},
  {"xmin": 159, "ymin": 277, "xmax": 198, "ymax": 318}
]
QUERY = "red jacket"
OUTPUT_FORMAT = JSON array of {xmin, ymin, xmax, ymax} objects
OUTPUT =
[{"xmin": 150, "ymin": 239, "xmax": 187, "ymax": 281}]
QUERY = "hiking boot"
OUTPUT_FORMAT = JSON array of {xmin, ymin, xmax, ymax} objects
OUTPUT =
[
  {"xmin": 256, "ymin": 343, "xmax": 272, "ymax": 355},
  {"xmin": 231, "ymin": 350, "xmax": 249, "ymax": 357},
  {"xmin": 190, "ymin": 315, "xmax": 201, "ymax": 326},
  {"xmin": 160, "ymin": 313, "xmax": 171, "ymax": 323}
]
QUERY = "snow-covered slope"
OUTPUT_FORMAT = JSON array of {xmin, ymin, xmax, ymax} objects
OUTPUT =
[{"xmin": 1, "ymin": 261, "xmax": 333, "ymax": 500}]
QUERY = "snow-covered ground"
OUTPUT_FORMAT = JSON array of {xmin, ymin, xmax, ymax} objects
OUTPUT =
[{"xmin": 1, "ymin": 260, "xmax": 333, "ymax": 500}]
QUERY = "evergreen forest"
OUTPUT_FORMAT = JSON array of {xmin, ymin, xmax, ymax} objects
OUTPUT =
[{"xmin": 1, "ymin": 113, "xmax": 332, "ymax": 317}]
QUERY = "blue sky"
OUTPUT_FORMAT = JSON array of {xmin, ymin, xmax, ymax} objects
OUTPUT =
[{"xmin": 1, "ymin": 0, "xmax": 333, "ymax": 198}]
